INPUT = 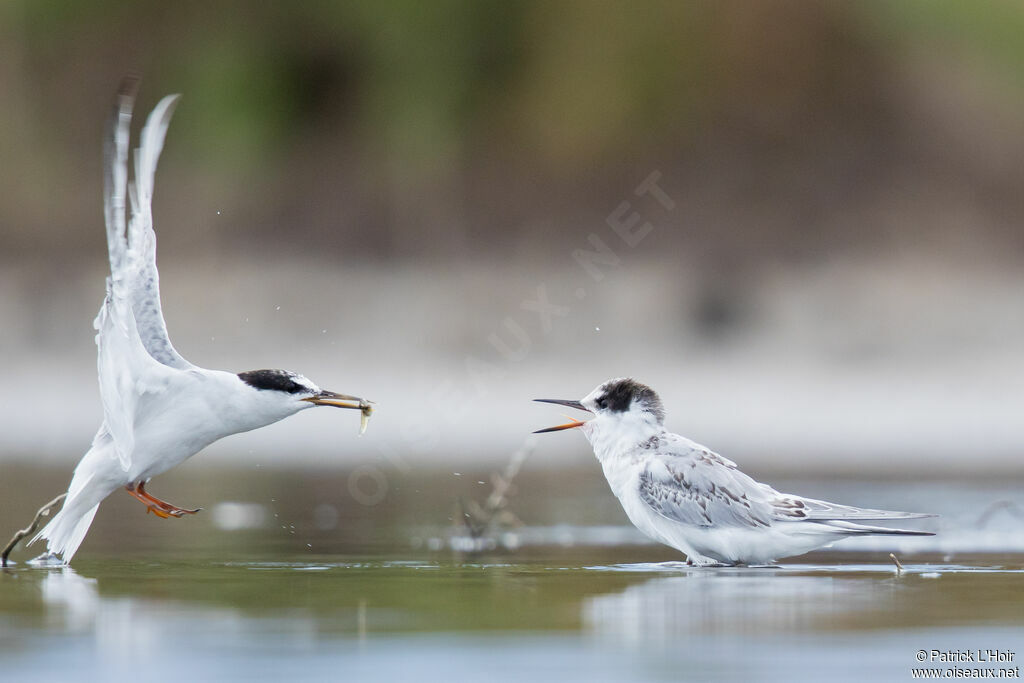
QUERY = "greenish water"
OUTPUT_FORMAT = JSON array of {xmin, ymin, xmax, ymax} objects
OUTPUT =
[
  {"xmin": 2, "ymin": 551, "xmax": 1024, "ymax": 682},
  {"xmin": 2, "ymin": 467, "xmax": 1024, "ymax": 681}
]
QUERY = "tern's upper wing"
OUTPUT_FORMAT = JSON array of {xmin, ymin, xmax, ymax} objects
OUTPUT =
[
  {"xmin": 98, "ymin": 81, "xmax": 191, "ymax": 470},
  {"xmin": 637, "ymin": 436, "xmax": 779, "ymax": 529},
  {"xmin": 104, "ymin": 80, "xmax": 193, "ymax": 372}
]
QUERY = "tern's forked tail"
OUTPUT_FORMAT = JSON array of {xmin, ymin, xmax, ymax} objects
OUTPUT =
[
  {"xmin": 825, "ymin": 520, "xmax": 935, "ymax": 536},
  {"xmin": 28, "ymin": 471, "xmax": 104, "ymax": 564},
  {"xmin": 30, "ymin": 502, "xmax": 100, "ymax": 563}
]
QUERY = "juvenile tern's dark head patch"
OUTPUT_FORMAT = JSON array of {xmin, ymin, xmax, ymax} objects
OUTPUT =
[
  {"xmin": 595, "ymin": 378, "xmax": 665, "ymax": 423},
  {"xmin": 238, "ymin": 369, "xmax": 311, "ymax": 394}
]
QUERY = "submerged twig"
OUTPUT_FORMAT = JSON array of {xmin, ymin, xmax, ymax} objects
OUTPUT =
[
  {"xmin": 889, "ymin": 552, "xmax": 904, "ymax": 575},
  {"xmin": 1, "ymin": 493, "xmax": 66, "ymax": 567}
]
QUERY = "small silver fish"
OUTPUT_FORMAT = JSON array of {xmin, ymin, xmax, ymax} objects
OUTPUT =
[{"xmin": 358, "ymin": 400, "xmax": 373, "ymax": 436}]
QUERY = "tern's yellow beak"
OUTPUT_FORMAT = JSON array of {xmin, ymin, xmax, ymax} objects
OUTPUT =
[
  {"xmin": 533, "ymin": 416, "xmax": 587, "ymax": 434},
  {"xmin": 301, "ymin": 391, "xmax": 368, "ymax": 410},
  {"xmin": 303, "ymin": 391, "xmax": 375, "ymax": 435}
]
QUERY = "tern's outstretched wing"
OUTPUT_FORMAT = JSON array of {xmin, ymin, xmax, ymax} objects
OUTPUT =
[
  {"xmin": 103, "ymin": 79, "xmax": 192, "ymax": 371},
  {"xmin": 98, "ymin": 81, "xmax": 190, "ymax": 469},
  {"xmin": 638, "ymin": 435, "xmax": 932, "ymax": 530}
]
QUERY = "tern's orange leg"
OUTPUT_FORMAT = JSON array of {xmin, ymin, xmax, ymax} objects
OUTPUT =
[
  {"xmin": 125, "ymin": 485, "xmax": 173, "ymax": 518},
  {"xmin": 125, "ymin": 482, "xmax": 201, "ymax": 518}
]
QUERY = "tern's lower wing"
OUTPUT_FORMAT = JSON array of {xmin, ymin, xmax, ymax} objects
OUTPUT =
[{"xmin": 95, "ymin": 276, "xmax": 179, "ymax": 471}]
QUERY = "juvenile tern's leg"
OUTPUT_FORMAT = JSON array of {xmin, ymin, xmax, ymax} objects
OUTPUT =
[{"xmin": 125, "ymin": 482, "xmax": 201, "ymax": 518}]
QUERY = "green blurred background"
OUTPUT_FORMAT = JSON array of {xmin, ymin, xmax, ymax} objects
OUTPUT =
[
  {"xmin": 2, "ymin": 0, "xmax": 1024, "ymax": 477},
  {"xmin": 4, "ymin": 8, "xmax": 1024, "ymax": 677}
]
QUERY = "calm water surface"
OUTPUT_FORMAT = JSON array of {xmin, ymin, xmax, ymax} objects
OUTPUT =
[
  {"xmin": 2, "ymin": 469, "xmax": 1023, "ymax": 681},
  {"xmin": 2, "ymin": 550, "xmax": 1023, "ymax": 682}
]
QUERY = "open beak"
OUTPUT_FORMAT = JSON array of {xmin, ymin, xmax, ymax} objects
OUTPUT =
[
  {"xmin": 301, "ymin": 391, "xmax": 367, "ymax": 409},
  {"xmin": 533, "ymin": 398, "xmax": 592, "ymax": 434}
]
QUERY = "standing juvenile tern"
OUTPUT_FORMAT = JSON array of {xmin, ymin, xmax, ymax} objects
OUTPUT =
[
  {"xmin": 30, "ymin": 81, "xmax": 372, "ymax": 564},
  {"xmin": 534, "ymin": 378, "xmax": 933, "ymax": 566}
]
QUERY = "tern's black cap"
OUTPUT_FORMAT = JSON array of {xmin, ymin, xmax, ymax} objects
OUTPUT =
[
  {"xmin": 238, "ymin": 369, "xmax": 309, "ymax": 394},
  {"xmin": 597, "ymin": 378, "xmax": 665, "ymax": 422}
]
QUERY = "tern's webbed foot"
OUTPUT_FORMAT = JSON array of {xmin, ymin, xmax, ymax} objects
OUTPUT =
[
  {"xmin": 126, "ymin": 482, "xmax": 201, "ymax": 519},
  {"xmin": 145, "ymin": 504, "xmax": 201, "ymax": 519}
]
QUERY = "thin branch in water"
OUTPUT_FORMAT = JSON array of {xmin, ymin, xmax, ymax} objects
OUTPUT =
[
  {"xmin": 1, "ymin": 493, "xmax": 66, "ymax": 567},
  {"xmin": 889, "ymin": 552, "xmax": 904, "ymax": 575}
]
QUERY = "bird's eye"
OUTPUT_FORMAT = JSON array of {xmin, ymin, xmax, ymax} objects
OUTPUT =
[{"xmin": 596, "ymin": 397, "xmax": 608, "ymax": 409}]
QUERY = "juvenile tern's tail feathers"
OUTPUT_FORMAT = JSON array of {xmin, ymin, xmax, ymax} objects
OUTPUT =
[{"xmin": 822, "ymin": 520, "xmax": 935, "ymax": 536}]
